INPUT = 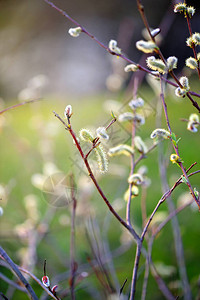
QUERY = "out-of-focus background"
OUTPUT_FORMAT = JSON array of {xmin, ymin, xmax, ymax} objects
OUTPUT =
[
  {"xmin": 0, "ymin": 1, "xmax": 200, "ymax": 299},
  {"xmin": 0, "ymin": 0, "xmax": 199, "ymax": 98}
]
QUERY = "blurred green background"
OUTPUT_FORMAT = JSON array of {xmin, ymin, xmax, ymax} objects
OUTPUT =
[{"xmin": 1, "ymin": 89, "xmax": 200, "ymax": 299}]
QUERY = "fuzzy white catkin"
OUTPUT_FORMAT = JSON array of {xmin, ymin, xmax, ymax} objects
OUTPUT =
[
  {"xmin": 175, "ymin": 87, "xmax": 186, "ymax": 98},
  {"xmin": 95, "ymin": 145, "xmax": 108, "ymax": 173},
  {"xmin": 179, "ymin": 76, "xmax": 190, "ymax": 91},
  {"xmin": 185, "ymin": 57, "xmax": 198, "ymax": 69},
  {"xmin": 124, "ymin": 64, "xmax": 138, "ymax": 72},
  {"xmin": 64, "ymin": 105, "xmax": 72, "ymax": 118},
  {"xmin": 108, "ymin": 144, "xmax": 134, "ymax": 157},
  {"xmin": 79, "ymin": 128, "xmax": 94, "ymax": 142},
  {"xmin": 146, "ymin": 56, "xmax": 166, "ymax": 74},
  {"xmin": 150, "ymin": 128, "xmax": 170, "ymax": 139},
  {"xmin": 68, "ymin": 27, "xmax": 82, "ymax": 37},
  {"xmin": 129, "ymin": 98, "xmax": 144, "ymax": 109},
  {"xmin": 167, "ymin": 56, "xmax": 178, "ymax": 71},
  {"xmin": 96, "ymin": 127, "xmax": 109, "ymax": 140},
  {"xmin": 136, "ymin": 40, "xmax": 157, "ymax": 53},
  {"xmin": 108, "ymin": 40, "xmax": 121, "ymax": 54}
]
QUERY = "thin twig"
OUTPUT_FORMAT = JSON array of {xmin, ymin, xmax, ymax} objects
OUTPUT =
[
  {"xmin": 0, "ymin": 292, "xmax": 8, "ymax": 300},
  {"xmin": 149, "ymin": 259, "xmax": 176, "ymax": 300},
  {"xmin": 180, "ymin": 118, "xmax": 200, "ymax": 125},
  {"xmin": 147, "ymin": 200, "xmax": 195, "ymax": 300},
  {"xmin": 136, "ymin": 0, "xmax": 200, "ymax": 112},
  {"xmin": 43, "ymin": 0, "xmax": 200, "ymax": 106},
  {"xmin": 159, "ymin": 77, "xmax": 200, "ymax": 209},
  {"xmin": 86, "ymin": 218, "xmax": 115, "ymax": 294},
  {"xmin": 101, "ymin": 209, "xmax": 121, "ymax": 291},
  {"xmin": 126, "ymin": 79, "xmax": 145, "ymax": 300},
  {"xmin": 140, "ymin": 187, "xmax": 150, "ymax": 299},
  {"xmin": 85, "ymin": 117, "xmax": 117, "ymax": 160},
  {"xmin": 18, "ymin": 266, "xmax": 58, "ymax": 300},
  {"xmin": 126, "ymin": 2, "xmax": 176, "ymax": 97},
  {"xmin": 69, "ymin": 174, "xmax": 77, "ymax": 300},
  {"xmin": 126, "ymin": 79, "xmax": 138, "ymax": 226},
  {"xmin": 53, "ymin": 111, "xmax": 140, "ymax": 242},
  {"xmin": 0, "ymin": 272, "xmax": 27, "ymax": 292},
  {"xmin": 185, "ymin": 11, "xmax": 200, "ymax": 79},
  {"xmin": 147, "ymin": 215, "xmax": 176, "ymax": 300},
  {"xmin": 134, "ymin": 142, "xmax": 157, "ymax": 166},
  {"xmin": 153, "ymin": 199, "xmax": 193, "ymax": 240},
  {"xmin": 157, "ymin": 87, "xmax": 192, "ymax": 300},
  {"xmin": 129, "ymin": 242, "xmax": 142, "ymax": 299},
  {"xmin": 86, "ymin": 255, "xmax": 110, "ymax": 296},
  {"xmin": 140, "ymin": 187, "xmax": 148, "ymax": 234},
  {"xmin": 141, "ymin": 164, "xmax": 199, "ymax": 241},
  {"xmin": 0, "ymin": 246, "xmax": 38, "ymax": 300},
  {"xmin": 120, "ymin": 278, "xmax": 128, "ymax": 295},
  {"xmin": 0, "ymin": 98, "xmax": 42, "ymax": 115},
  {"xmin": 141, "ymin": 257, "xmax": 149, "ymax": 300},
  {"xmin": 0, "ymin": 260, "xmax": 58, "ymax": 300}
]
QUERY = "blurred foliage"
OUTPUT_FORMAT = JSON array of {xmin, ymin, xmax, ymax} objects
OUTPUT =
[{"xmin": 0, "ymin": 84, "xmax": 199, "ymax": 299}]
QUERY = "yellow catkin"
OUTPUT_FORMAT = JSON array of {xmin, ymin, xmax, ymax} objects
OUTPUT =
[{"xmin": 95, "ymin": 144, "xmax": 108, "ymax": 173}]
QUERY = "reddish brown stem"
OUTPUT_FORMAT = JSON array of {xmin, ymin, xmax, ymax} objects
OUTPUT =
[
  {"xmin": 43, "ymin": 0, "xmax": 200, "ymax": 110},
  {"xmin": 141, "ymin": 164, "xmax": 199, "ymax": 242},
  {"xmin": 159, "ymin": 79, "xmax": 200, "ymax": 208},
  {"xmin": 53, "ymin": 111, "xmax": 140, "ymax": 242},
  {"xmin": 0, "ymin": 98, "xmax": 42, "ymax": 115},
  {"xmin": 185, "ymin": 12, "xmax": 200, "ymax": 79},
  {"xmin": 136, "ymin": 0, "xmax": 200, "ymax": 111}
]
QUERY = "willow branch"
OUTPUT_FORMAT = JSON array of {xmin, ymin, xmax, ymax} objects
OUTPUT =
[
  {"xmin": 159, "ymin": 77, "xmax": 200, "ymax": 209},
  {"xmin": 53, "ymin": 111, "xmax": 140, "ymax": 242},
  {"xmin": 43, "ymin": 0, "xmax": 200, "ymax": 105},
  {"xmin": 185, "ymin": 12, "xmax": 200, "ymax": 79},
  {"xmin": 0, "ymin": 98, "xmax": 42, "ymax": 115},
  {"xmin": 136, "ymin": 0, "xmax": 200, "ymax": 112},
  {"xmin": 141, "ymin": 164, "xmax": 199, "ymax": 241}
]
